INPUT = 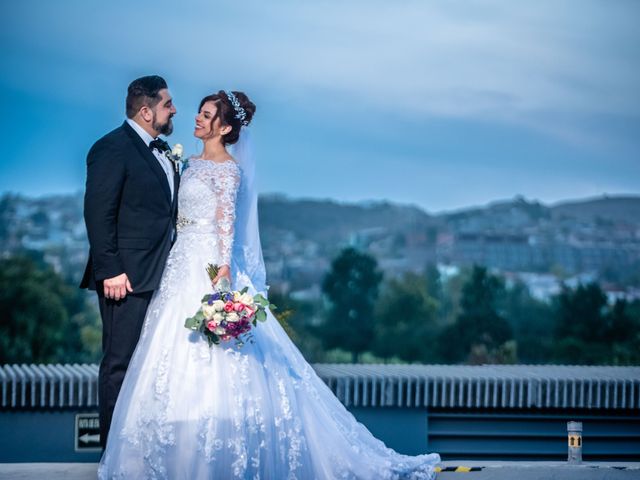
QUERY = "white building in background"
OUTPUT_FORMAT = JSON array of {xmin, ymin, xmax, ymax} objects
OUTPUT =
[{"xmin": 503, "ymin": 272, "xmax": 562, "ymax": 301}]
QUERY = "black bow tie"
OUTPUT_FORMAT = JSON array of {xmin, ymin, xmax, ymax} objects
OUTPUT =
[{"xmin": 149, "ymin": 138, "xmax": 171, "ymax": 153}]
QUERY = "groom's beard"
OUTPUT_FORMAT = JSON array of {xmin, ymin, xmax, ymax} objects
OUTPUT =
[{"xmin": 153, "ymin": 115, "xmax": 174, "ymax": 136}]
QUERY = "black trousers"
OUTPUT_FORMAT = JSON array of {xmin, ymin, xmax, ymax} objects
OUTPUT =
[{"xmin": 97, "ymin": 286, "xmax": 153, "ymax": 449}]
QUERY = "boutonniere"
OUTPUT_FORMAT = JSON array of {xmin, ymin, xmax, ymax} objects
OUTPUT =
[{"xmin": 168, "ymin": 143, "xmax": 188, "ymax": 174}]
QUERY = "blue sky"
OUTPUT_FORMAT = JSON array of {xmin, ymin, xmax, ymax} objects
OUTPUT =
[{"xmin": 1, "ymin": 0, "xmax": 638, "ymax": 212}]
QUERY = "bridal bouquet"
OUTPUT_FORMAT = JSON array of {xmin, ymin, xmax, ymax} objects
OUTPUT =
[{"xmin": 184, "ymin": 264, "xmax": 273, "ymax": 347}]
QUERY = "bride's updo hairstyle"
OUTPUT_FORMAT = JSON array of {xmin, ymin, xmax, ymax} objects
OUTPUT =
[{"xmin": 199, "ymin": 90, "xmax": 256, "ymax": 146}]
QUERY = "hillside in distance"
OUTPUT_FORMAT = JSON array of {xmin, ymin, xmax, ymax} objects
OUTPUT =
[
  {"xmin": 2, "ymin": 192, "xmax": 639, "ymax": 289},
  {"xmin": 550, "ymin": 195, "xmax": 640, "ymax": 223},
  {"xmin": 260, "ymin": 193, "xmax": 640, "ymax": 239},
  {"xmin": 258, "ymin": 194, "xmax": 434, "ymax": 245}
]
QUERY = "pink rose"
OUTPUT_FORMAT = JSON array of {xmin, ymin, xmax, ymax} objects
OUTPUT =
[
  {"xmin": 233, "ymin": 302, "xmax": 245, "ymax": 312},
  {"xmin": 206, "ymin": 320, "xmax": 217, "ymax": 332},
  {"xmin": 224, "ymin": 301, "xmax": 234, "ymax": 312}
]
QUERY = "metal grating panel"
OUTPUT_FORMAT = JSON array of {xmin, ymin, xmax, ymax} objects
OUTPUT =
[
  {"xmin": 0, "ymin": 364, "xmax": 99, "ymax": 408},
  {"xmin": 1, "ymin": 363, "xmax": 638, "ymax": 409},
  {"xmin": 312, "ymin": 364, "xmax": 640, "ymax": 410}
]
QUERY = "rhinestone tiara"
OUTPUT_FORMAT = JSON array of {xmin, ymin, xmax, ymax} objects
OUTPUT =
[{"xmin": 225, "ymin": 91, "xmax": 249, "ymax": 126}]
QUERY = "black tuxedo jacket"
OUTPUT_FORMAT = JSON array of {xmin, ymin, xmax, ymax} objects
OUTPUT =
[{"xmin": 80, "ymin": 121, "xmax": 179, "ymax": 293}]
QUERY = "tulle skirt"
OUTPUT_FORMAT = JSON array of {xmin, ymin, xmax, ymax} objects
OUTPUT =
[{"xmin": 98, "ymin": 231, "xmax": 440, "ymax": 479}]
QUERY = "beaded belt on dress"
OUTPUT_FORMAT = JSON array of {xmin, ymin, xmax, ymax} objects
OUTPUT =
[{"xmin": 176, "ymin": 215, "xmax": 216, "ymax": 233}]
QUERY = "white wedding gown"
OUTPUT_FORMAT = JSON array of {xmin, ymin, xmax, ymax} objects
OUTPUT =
[{"xmin": 98, "ymin": 158, "xmax": 440, "ymax": 479}]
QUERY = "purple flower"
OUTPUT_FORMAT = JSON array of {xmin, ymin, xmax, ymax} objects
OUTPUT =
[{"xmin": 212, "ymin": 293, "xmax": 221, "ymax": 301}]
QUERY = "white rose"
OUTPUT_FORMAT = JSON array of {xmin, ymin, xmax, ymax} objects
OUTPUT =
[
  {"xmin": 226, "ymin": 312, "xmax": 240, "ymax": 323},
  {"xmin": 202, "ymin": 304, "xmax": 216, "ymax": 319},
  {"xmin": 172, "ymin": 143, "xmax": 183, "ymax": 158},
  {"xmin": 212, "ymin": 300, "xmax": 225, "ymax": 312},
  {"xmin": 214, "ymin": 326, "xmax": 226, "ymax": 335},
  {"xmin": 213, "ymin": 313, "xmax": 224, "ymax": 323},
  {"xmin": 240, "ymin": 293, "xmax": 255, "ymax": 306}
]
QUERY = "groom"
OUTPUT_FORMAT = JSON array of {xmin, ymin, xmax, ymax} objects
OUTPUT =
[{"xmin": 80, "ymin": 75, "xmax": 179, "ymax": 449}]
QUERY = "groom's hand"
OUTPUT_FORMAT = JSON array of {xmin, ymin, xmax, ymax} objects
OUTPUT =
[{"xmin": 104, "ymin": 273, "xmax": 133, "ymax": 301}]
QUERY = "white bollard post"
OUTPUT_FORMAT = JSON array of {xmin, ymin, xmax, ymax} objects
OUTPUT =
[{"xmin": 567, "ymin": 421, "xmax": 582, "ymax": 464}]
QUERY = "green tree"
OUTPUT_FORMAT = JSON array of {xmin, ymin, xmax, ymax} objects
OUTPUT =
[
  {"xmin": 553, "ymin": 282, "xmax": 608, "ymax": 364},
  {"xmin": 423, "ymin": 264, "xmax": 442, "ymax": 299},
  {"xmin": 437, "ymin": 265, "xmax": 513, "ymax": 364},
  {"xmin": 373, "ymin": 272, "xmax": 438, "ymax": 363},
  {"xmin": 436, "ymin": 266, "xmax": 469, "ymax": 328},
  {"xmin": 503, "ymin": 281, "xmax": 554, "ymax": 363},
  {"xmin": 553, "ymin": 283, "xmax": 640, "ymax": 364},
  {"xmin": 267, "ymin": 288, "xmax": 326, "ymax": 362},
  {"xmin": 0, "ymin": 255, "xmax": 101, "ymax": 364},
  {"xmin": 605, "ymin": 299, "xmax": 640, "ymax": 364},
  {"xmin": 321, "ymin": 247, "xmax": 382, "ymax": 363}
]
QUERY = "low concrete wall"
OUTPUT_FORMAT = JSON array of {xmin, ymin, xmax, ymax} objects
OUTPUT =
[{"xmin": 1, "ymin": 364, "xmax": 638, "ymax": 462}]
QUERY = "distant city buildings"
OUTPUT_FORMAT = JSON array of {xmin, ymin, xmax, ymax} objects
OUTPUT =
[
  {"xmin": 439, "ymin": 231, "xmax": 638, "ymax": 278},
  {"xmin": 2, "ymin": 192, "xmax": 639, "ymax": 302}
]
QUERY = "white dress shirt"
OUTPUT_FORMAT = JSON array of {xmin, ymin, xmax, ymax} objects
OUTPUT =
[{"xmin": 126, "ymin": 118, "xmax": 175, "ymax": 200}]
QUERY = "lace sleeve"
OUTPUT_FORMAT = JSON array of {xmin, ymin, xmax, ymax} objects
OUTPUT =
[{"xmin": 215, "ymin": 162, "xmax": 241, "ymax": 266}]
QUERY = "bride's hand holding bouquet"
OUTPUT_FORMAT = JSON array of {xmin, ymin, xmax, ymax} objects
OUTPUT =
[
  {"xmin": 184, "ymin": 263, "xmax": 274, "ymax": 347},
  {"xmin": 210, "ymin": 263, "xmax": 231, "ymax": 288}
]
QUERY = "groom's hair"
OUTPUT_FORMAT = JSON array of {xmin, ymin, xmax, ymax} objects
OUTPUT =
[{"xmin": 126, "ymin": 75, "xmax": 168, "ymax": 118}]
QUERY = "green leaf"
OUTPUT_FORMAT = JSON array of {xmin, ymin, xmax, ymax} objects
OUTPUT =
[
  {"xmin": 255, "ymin": 309, "xmax": 267, "ymax": 322},
  {"xmin": 240, "ymin": 286, "xmax": 249, "ymax": 295},
  {"xmin": 184, "ymin": 316, "xmax": 202, "ymax": 330},
  {"xmin": 254, "ymin": 295, "xmax": 269, "ymax": 307},
  {"xmin": 206, "ymin": 332, "xmax": 221, "ymax": 346}
]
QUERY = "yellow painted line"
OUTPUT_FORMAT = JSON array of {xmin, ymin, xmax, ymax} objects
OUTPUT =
[{"xmin": 435, "ymin": 466, "xmax": 483, "ymax": 473}]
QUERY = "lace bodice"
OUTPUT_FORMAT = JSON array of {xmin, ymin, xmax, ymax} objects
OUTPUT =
[{"xmin": 177, "ymin": 158, "xmax": 241, "ymax": 265}]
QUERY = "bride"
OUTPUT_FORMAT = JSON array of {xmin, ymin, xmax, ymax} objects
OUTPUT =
[{"xmin": 98, "ymin": 90, "xmax": 440, "ymax": 479}]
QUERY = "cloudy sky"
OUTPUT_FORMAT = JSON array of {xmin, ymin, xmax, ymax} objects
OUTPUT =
[{"xmin": 1, "ymin": 0, "xmax": 638, "ymax": 212}]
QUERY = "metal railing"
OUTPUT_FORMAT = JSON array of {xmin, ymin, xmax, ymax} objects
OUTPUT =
[
  {"xmin": 0, "ymin": 364, "xmax": 99, "ymax": 408},
  {"xmin": 1, "ymin": 363, "xmax": 638, "ymax": 409},
  {"xmin": 313, "ymin": 364, "xmax": 640, "ymax": 409}
]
